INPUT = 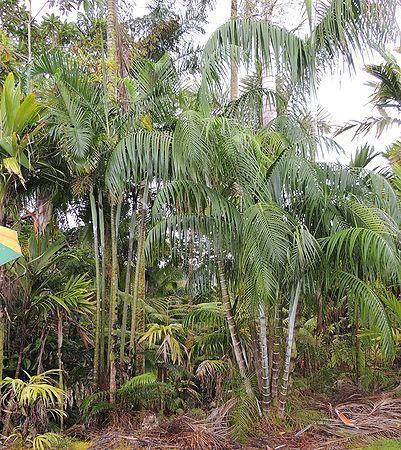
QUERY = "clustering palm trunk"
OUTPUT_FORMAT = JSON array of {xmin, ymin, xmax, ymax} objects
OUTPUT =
[
  {"xmin": 90, "ymin": 187, "xmax": 102, "ymax": 387},
  {"xmin": 119, "ymin": 206, "xmax": 136, "ymax": 364},
  {"xmin": 230, "ymin": 0, "xmax": 239, "ymax": 101},
  {"xmin": 106, "ymin": 0, "xmax": 118, "ymax": 87},
  {"xmin": 57, "ymin": 309, "xmax": 64, "ymax": 429},
  {"xmin": 261, "ymin": 0, "xmax": 277, "ymax": 126},
  {"xmin": 258, "ymin": 302, "xmax": 271, "ymax": 411},
  {"xmin": 98, "ymin": 191, "xmax": 107, "ymax": 378},
  {"xmin": 129, "ymin": 185, "xmax": 147, "ymax": 375},
  {"xmin": 279, "ymin": 282, "xmax": 301, "ymax": 416},
  {"xmin": 187, "ymin": 236, "xmax": 194, "ymax": 305},
  {"xmin": 36, "ymin": 327, "xmax": 48, "ymax": 375},
  {"xmin": 354, "ymin": 300, "xmax": 362, "ymax": 389},
  {"xmin": 270, "ymin": 301, "xmax": 281, "ymax": 400},
  {"xmin": 217, "ymin": 258, "xmax": 254, "ymax": 398},
  {"xmin": 108, "ymin": 201, "xmax": 119, "ymax": 402},
  {"xmin": 0, "ymin": 264, "xmax": 7, "ymax": 381}
]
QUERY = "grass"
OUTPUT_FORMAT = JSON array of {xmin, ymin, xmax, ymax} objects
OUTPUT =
[
  {"xmin": 70, "ymin": 443, "xmax": 92, "ymax": 450},
  {"xmin": 354, "ymin": 438, "xmax": 401, "ymax": 449}
]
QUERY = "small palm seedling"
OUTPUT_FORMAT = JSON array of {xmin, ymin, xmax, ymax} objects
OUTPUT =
[
  {"xmin": 7, "ymin": 430, "xmax": 63, "ymax": 450},
  {"xmin": 139, "ymin": 323, "xmax": 187, "ymax": 366},
  {"xmin": 1, "ymin": 370, "xmax": 65, "ymax": 444}
]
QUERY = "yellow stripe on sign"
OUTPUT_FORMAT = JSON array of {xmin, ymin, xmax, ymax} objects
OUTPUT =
[{"xmin": 0, "ymin": 226, "xmax": 21, "ymax": 255}]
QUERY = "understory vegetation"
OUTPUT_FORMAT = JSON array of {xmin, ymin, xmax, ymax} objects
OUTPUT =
[{"xmin": 1, "ymin": 0, "xmax": 401, "ymax": 448}]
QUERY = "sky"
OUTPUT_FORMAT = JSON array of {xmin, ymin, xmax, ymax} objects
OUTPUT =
[{"xmin": 30, "ymin": 0, "xmax": 401, "ymax": 164}]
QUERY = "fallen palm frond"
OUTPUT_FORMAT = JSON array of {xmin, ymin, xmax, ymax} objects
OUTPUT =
[
  {"xmin": 249, "ymin": 392, "xmax": 401, "ymax": 450},
  {"xmin": 87, "ymin": 414, "xmax": 234, "ymax": 450},
  {"xmin": 299, "ymin": 392, "xmax": 401, "ymax": 449}
]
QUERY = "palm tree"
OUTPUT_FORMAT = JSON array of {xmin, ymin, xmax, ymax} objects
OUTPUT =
[
  {"xmin": 106, "ymin": 54, "xmax": 181, "ymax": 374},
  {"xmin": 341, "ymin": 52, "xmax": 401, "ymax": 162},
  {"xmin": 9, "ymin": 1, "xmax": 399, "ymax": 425},
  {"xmin": 201, "ymin": 0, "xmax": 399, "ymax": 116},
  {"xmin": 33, "ymin": 274, "xmax": 94, "ymax": 428},
  {"xmin": 34, "ymin": 50, "xmax": 183, "ymax": 400},
  {"xmin": 0, "ymin": 72, "xmax": 43, "ymax": 224},
  {"xmin": 148, "ymin": 97, "xmax": 401, "ymax": 417},
  {"xmin": 1, "ymin": 370, "xmax": 65, "ymax": 441},
  {"xmin": 32, "ymin": 52, "xmax": 109, "ymax": 387}
]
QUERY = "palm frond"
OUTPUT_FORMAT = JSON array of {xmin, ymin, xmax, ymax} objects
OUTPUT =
[
  {"xmin": 106, "ymin": 129, "xmax": 173, "ymax": 196},
  {"xmin": 333, "ymin": 270, "xmax": 395, "ymax": 359}
]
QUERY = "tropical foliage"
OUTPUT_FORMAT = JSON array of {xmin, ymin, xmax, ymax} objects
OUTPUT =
[{"xmin": 0, "ymin": 0, "xmax": 400, "ymax": 447}]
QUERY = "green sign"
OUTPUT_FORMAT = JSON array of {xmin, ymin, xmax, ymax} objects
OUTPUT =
[{"xmin": 0, "ymin": 226, "xmax": 21, "ymax": 265}]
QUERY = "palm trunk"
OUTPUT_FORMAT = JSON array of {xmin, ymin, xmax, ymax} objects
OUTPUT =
[
  {"xmin": 119, "ymin": 206, "xmax": 136, "ymax": 363},
  {"xmin": 129, "ymin": 185, "xmax": 147, "ymax": 374},
  {"xmin": 14, "ymin": 340, "xmax": 24, "ymax": 379},
  {"xmin": 259, "ymin": 302, "xmax": 271, "ymax": 411},
  {"xmin": 106, "ymin": 0, "xmax": 118, "ymax": 88},
  {"xmin": 108, "ymin": 200, "xmax": 119, "ymax": 402},
  {"xmin": 115, "ymin": 198, "xmax": 123, "ymax": 240},
  {"xmin": 57, "ymin": 310, "xmax": 64, "ymax": 430},
  {"xmin": 251, "ymin": 322, "xmax": 263, "ymax": 391},
  {"xmin": 105, "ymin": 0, "xmax": 119, "ymax": 395},
  {"xmin": 317, "ymin": 290, "xmax": 323, "ymax": 335},
  {"xmin": 90, "ymin": 187, "xmax": 102, "ymax": 387},
  {"xmin": 261, "ymin": 1, "xmax": 277, "ymax": 126},
  {"xmin": 187, "ymin": 236, "xmax": 194, "ymax": 305},
  {"xmin": 279, "ymin": 282, "xmax": 301, "ymax": 416},
  {"xmin": 27, "ymin": 0, "xmax": 32, "ymax": 92},
  {"xmin": 355, "ymin": 300, "xmax": 362, "ymax": 389},
  {"xmin": 217, "ymin": 258, "xmax": 254, "ymax": 398},
  {"xmin": 230, "ymin": 0, "xmax": 239, "ymax": 101},
  {"xmin": 36, "ymin": 327, "xmax": 48, "ymax": 375},
  {"xmin": 98, "ymin": 190, "xmax": 106, "ymax": 379},
  {"xmin": 271, "ymin": 300, "xmax": 281, "ymax": 400},
  {"xmin": 0, "ymin": 272, "xmax": 10, "ymax": 433}
]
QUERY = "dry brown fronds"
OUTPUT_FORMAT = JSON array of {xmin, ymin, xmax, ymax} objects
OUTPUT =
[
  {"xmin": 299, "ymin": 392, "xmax": 401, "ymax": 449},
  {"xmin": 87, "ymin": 414, "xmax": 234, "ymax": 450}
]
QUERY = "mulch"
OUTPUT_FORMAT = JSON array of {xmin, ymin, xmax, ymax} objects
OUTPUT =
[{"xmin": 82, "ymin": 391, "xmax": 401, "ymax": 449}]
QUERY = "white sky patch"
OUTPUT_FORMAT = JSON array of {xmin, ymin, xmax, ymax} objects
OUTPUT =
[{"xmin": 30, "ymin": 0, "xmax": 401, "ymax": 164}]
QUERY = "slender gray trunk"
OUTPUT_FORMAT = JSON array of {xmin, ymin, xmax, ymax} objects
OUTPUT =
[
  {"xmin": 36, "ymin": 327, "xmax": 48, "ymax": 375},
  {"xmin": 129, "ymin": 185, "xmax": 147, "ymax": 374},
  {"xmin": 187, "ymin": 236, "xmax": 194, "ymax": 305},
  {"xmin": 27, "ymin": 0, "xmax": 32, "ymax": 92},
  {"xmin": 119, "ymin": 206, "xmax": 136, "ymax": 363},
  {"xmin": 259, "ymin": 302, "xmax": 271, "ymax": 411},
  {"xmin": 271, "ymin": 300, "xmax": 281, "ymax": 400},
  {"xmin": 108, "ymin": 201, "xmax": 119, "ymax": 402},
  {"xmin": 0, "ymin": 303, "xmax": 4, "ymax": 381},
  {"xmin": 251, "ymin": 322, "xmax": 263, "ymax": 392},
  {"xmin": 57, "ymin": 310, "xmax": 64, "ymax": 429},
  {"xmin": 106, "ymin": 0, "xmax": 117, "ymax": 83},
  {"xmin": 217, "ymin": 258, "xmax": 254, "ymax": 398},
  {"xmin": 230, "ymin": 0, "xmax": 239, "ymax": 101},
  {"xmin": 261, "ymin": 3, "xmax": 277, "ymax": 126},
  {"xmin": 279, "ymin": 282, "xmax": 301, "ymax": 416},
  {"xmin": 90, "ymin": 187, "xmax": 102, "ymax": 387},
  {"xmin": 98, "ymin": 190, "xmax": 106, "ymax": 378}
]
